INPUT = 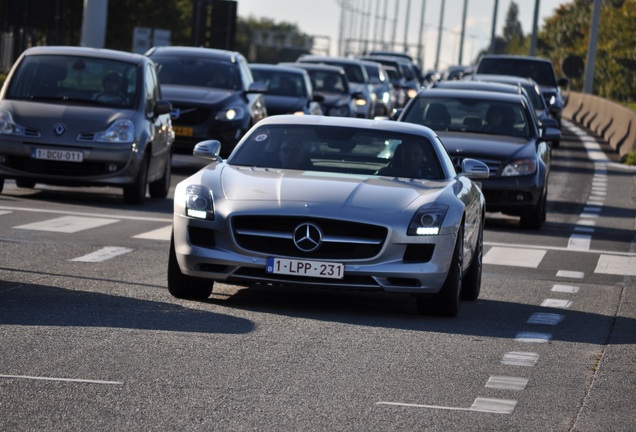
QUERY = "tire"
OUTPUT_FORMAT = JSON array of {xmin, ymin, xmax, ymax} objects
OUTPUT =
[
  {"xmin": 520, "ymin": 187, "xmax": 547, "ymax": 230},
  {"xmin": 0, "ymin": 177, "xmax": 4, "ymax": 193},
  {"xmin": 168, "ymin": 234, "xmax": 213, "ymax": 300},
  {"xmin": 462, "ymin": 221, "xmax": 483, "ymax": 301},
  {"xmin": 149, "ymin": 154, "xmax": 171, "ymax": 199},
  {"xmin": 15, "ymin": 179, "xmax": 35, "ymax": 188},
  {"xmin": 416, "ymin": 225, "xmax": 464, "ymax": 317},
  {"xmin": 123, "ymin": 154, "xmax": 148, "ymax": 204}
]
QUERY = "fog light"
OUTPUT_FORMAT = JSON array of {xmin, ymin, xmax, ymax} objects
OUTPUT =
[{"xmin": 107, "ymin": 164, "xmax": 118, "ymax": 172}]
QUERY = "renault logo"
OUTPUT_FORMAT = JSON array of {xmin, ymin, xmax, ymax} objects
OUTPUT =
[
  {"xmin": 53, "ymin": 123, "xmax": 66, "ymax": 136},
  {"xmin": 293, "ymin": 223, "xmax": 322, "ymax": 252}
]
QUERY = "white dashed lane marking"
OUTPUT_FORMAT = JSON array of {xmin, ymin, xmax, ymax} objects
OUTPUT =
[
  {"xmin": 13, "ymin": 216, "xmax": 119, "ymax": 233},
  {"xmin": 501, "ymin": 352, "xmax": 540, "ymax": 367},
  {"xmin": 71, "ymin": 246, "xmax": 133, "ymax": 262}
]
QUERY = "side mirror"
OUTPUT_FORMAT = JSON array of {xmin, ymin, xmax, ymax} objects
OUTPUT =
[
  {"xmin": 460, "ymin": 158, "xmax": 490, "ymax": 179},
  {"xmin": 193, "ymin": 140, "xmax": 223, "ymax": 161},
  {"xmin": 542, "ymin": 125, "xmax": 561, "ymax": 143},
  {"xmin": 247, "ymin": 81, "xmax": 268, "ymax": 94},
  {"xmin": 155, "ymin": 99, "xmax": 172, "ymax": 116}
]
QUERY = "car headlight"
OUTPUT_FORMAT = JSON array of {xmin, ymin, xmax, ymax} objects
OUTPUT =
[
  {"xmin": 407, "ymin": 203, "xmax": 448, "ymax": 236},
  {"xmin": 549, "ymin": 95, "xmax": 556, "ymax": 106},
  {"xmin": 215, "ymin": 106, "xmax": 246, "ymax": 121},
  {"xmin": 407, "ymin": 88, "xmax": 418, "ymax": 99},
  {"xmin": 328, "ymin": 105, "xmax": 350, "ymax": 116},
  {"xmin": 0, "ymin": 111, "xmax": 26, "ymax": 136},
  {"xmin": 355, "ymin": 98, "xmax": 367, "ymax": 106},
  {"xmin": 95, "ymin": 119, "xmax": 135, "ymax": 143},
  {"xmin": 186, "ymin": 184, "xmax": 214, "ymax": 220},
  {"xmin": 501, "ymin": 159, "xmax": 537, "ymax": 176}
]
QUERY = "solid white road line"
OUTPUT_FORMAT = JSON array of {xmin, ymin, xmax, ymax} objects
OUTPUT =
[{"xmin": 0, "ymin": 374, "xmax": 123, "ymax": 385}]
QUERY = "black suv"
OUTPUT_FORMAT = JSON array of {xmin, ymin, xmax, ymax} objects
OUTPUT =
[
  {"xmin": 147, "ymin": 46, "xmax": 267, "ymax": 157},
  {"xmin": 474, "ymin": 55, "xmax": 569, "ymax": 127}
]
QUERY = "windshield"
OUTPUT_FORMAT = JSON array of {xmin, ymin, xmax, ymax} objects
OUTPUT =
[
  {"xmin": 402, "ymin": 97, "xmax": 532, "ymax": 139},
  {"xmin": 477, "ymin": 58, "xmax": 557, "ymax": 87},
  {"xmin": 251, "ymin": 70, "xmax": 307, "ymax": 97},
  {"xmin": 230, "ymin": 124, "xmax": 445, "ymax": 180},
  {"xmin": 153, "ymin": 56, "xmax": 242, "ymax": 90},
  {"xmin": 6, "ymin": 54, "xmax": 139, "ymax": 108}
]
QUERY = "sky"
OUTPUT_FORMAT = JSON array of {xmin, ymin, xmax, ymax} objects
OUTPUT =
[{"xmin": 236, "ymin": 0, "xmax": 568, "ymax": 71}]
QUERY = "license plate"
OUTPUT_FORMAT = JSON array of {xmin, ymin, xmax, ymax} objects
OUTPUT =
[
  {"xmin": 266, "ymin": 257, "xmax": 344, "ymax": 280},
  {"xmin": 173, "ymin": 126, "xmax": 193, "ymax": 136},
  {"xmin": 32, "ymin": 148, "xmax": 83, "ymax": 162}
]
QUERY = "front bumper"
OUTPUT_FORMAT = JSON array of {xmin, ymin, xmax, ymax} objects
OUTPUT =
[
  {"xmin": 172, "ymin": 214, "xmax": 457, "ymax": 295},
  {"xmin": 0, "ymin": 138, "xmax": 140, "ymax": 186}
]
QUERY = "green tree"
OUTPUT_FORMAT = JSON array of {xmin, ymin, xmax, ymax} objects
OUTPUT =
[
  {"xmin": 235, "ymin": 16, "xmax": 311, "ymax": 63},
  {"xmin": 539, "ymin": 0, "xmax": 636, "ymax": 101},
  {"xmin": 502, "ymin": 1, "xmax": 526, "ymax": 53}
]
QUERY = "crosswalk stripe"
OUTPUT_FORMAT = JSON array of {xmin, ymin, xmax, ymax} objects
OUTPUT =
[
  {"xmin": 14, "ymin": 216, "xmax": 119, "ymax": 233},
  {"xmin": 132, "ymin": 225, "xmax": 172, "ymax": 241}
]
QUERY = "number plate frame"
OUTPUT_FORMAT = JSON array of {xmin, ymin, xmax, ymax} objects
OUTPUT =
[
  {"xmin": 31, "ymin": 148, "xmax": 84, "ymax": 163},
  {"xmin": 266, "ymin": 257, "xmax": 344, "ymax": 280}
]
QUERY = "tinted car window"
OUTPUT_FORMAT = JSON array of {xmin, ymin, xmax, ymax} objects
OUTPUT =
[
  {"xmin": 154, "ymin": 56, "xmax": 242, "ymax": 90},
  {"xmin": 402, "ymin": 97, "xmax": 531, "ymax": 139},
  {"xmin": 476, "ymin": 58, "xmax": 557, "ymax": 87},
  {"xmin": 7, "ymin": 54, "xmax": 138, "ymax": 108}
]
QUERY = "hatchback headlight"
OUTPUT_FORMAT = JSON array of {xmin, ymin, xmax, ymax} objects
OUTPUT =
[
  {"xmin": 407, "ymin": 203, "xmax": 448, "ymax": 236},
  {"xmin": 0, "ymin": 111, "xmax": 25, "ymax": 136},
  {"xmin": 501, "ymin": 159, "xmax": 537, "ymax": 176},
  {"xmin": 215, "ymin": 106, "xmax": 245, "ymax": 121},
  {"xmin": 186, "ymin": 185, "xmax": 214, "ymax": 220},
  {"xmin": 95, "ymin": 119, "xmax": 135, "ymax": 143}
]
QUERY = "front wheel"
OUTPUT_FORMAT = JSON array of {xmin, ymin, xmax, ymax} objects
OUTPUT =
[
  {"xmin": 149, "ymin": 154, "xmax": 172, "ymax": 199},
  {"xmin": 462, "ymin": 221, "xmax": 483, "ymax": 301},
  {"xmin": 123, "ymin": 154, "xmax": 148, "ymax": 204},
  {"xmin": 520, "ymin": 187, "xmax": 547, "ymax": 230},
  {"xmin": 168, "ymin": 234, "xmax": 213, "ymax": 300},
  {"xmin": 0, "ymin": 177, "xmax": 4, "ymax": 193},
  {"xmin": 15, "ymin": 179, "xmax": 36, "ymax": 188},
  {"xmin": 416, "ymin": 225, "xmax": 464, "ymax": 317}
]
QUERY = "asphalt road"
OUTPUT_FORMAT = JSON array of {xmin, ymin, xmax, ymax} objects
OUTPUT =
[{"xmin": 1, "ymin": 120, "xmax": 634, "ymax": 431}]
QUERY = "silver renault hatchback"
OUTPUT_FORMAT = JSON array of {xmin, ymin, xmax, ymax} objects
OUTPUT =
[{"xmin": 0, "ymin": 46, "xmax": 174, "ymax": 204}]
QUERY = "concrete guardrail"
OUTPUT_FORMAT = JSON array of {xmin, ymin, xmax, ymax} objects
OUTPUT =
[{"xmin": 563, "ymin": 91, "xmax": 636, "ymax": 159}]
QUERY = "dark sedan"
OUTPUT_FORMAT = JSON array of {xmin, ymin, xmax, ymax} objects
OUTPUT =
[
  {"xmin": 474, "ymin": 55, "xmax": 569, "ymax": 128},
  {"xmin": 281, "ymin": 63, "xmax": 358, "ymax": 118},
  {"xmin": 0, "ymin": 46, "xmax": 173, "ymax": 204},
  {"xmin": 249, "ymin": 64, "xmax": 323, "ymax": 116},
  {"xmin": 296, "ymin": 55, "xmax": 375, "ymax": 119},
  {"xmin": 398, "ymin": 89, "xmax": 559, "ymax": 229},
  {"xmin": 146, "ymin": 46, "xmax": 267, "ymax": 157}
]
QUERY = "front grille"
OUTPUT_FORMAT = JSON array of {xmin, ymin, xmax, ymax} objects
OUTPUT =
[
  {"xmin": 172, "ymin": 105, "xmax": 213, "ymax": 125},
  {"xmin": 6, "ymin": 155, "xmax": 117, "ymax": 177},
  {"xmin": 232, "ymin": 216, "xmax": 387, "ymax": 260},
  {"xmin": 453, "ymin": 156, "xmax": 501, "ymax": 177}
]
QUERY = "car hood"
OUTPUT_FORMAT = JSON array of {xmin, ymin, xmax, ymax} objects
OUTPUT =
[
  {"xmin": 205, "ymin": 164, "xmax": 448, "ymax": 213},
  {"xmin": 1, "ymin": 100, "xmax": 133, "ymax": 138},
  {"xmin": 438, "ymin": 132, "xmax": 536, "ymax": 161},
  {"xmin": 263, "ymin": 95, "xmax": 305, "ymax": 114},
  {"xmin": 160, "ymin": 84, "xmax": 238, "ymax": 106},
  {"xmin": 313, "ymin": 92, "xmax": 350, "ymax": 107}
]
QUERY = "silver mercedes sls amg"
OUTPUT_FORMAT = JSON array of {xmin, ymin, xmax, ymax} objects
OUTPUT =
[{"xmin": 169, "ymin": 115, "xmax": 489, "ymax": 316}]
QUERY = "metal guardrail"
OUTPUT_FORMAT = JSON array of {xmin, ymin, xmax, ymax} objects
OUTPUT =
[{"xmin": 563, "ymin": 91, "xmax": 636, "ymax": 158}]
